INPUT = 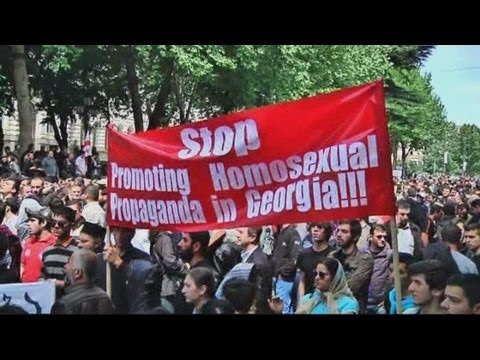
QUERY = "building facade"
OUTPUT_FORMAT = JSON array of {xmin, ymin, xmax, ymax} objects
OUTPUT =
[{"xmin": 1, "ymin": 111, "xmax": 145, "ymax": 162}]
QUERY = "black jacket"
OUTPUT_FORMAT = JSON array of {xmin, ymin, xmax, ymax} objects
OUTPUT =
[
  {"xmin": 51, "ymin": 283, "xmax": 114, "ymax": 314},
  {"xmin": 271, "ymin": 226, "xmax": 302, "ymax": 276},
  {"xmin": 246, "ymin": 247, "xmax": 273, "ymax": 314}
]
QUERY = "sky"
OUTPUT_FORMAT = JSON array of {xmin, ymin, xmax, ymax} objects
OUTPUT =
[{"xmin": 422, "ymin": 45, "xmax": 480, "ymax": 126}]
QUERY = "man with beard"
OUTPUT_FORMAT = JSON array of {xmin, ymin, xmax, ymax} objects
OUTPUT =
[
  {"xmin": 396, "ymin": 200, "xmax": 422, "ymax": 259},
  {"xmin": 360, "ymin": 224, "xmax": 392, "ymax": 314},
  {"xmin": 173, "ymin": 231, "xmax": 219, "ymax": 314},
  {"xmin": 330, "ymin": 219, "xmax": 374, "ymax": 313},
  {"xmin": 51, "ymin": 248, "xmax": 114, "ymax": 314}
]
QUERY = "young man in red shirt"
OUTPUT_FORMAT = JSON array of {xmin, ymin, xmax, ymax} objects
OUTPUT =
[{"xmin": 21, "ymin": 207, "xmax": 56, "ymax": 282}]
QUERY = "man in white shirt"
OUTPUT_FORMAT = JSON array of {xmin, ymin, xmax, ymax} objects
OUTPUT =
[
  {"xmin": 75, "ymin": 153, "xmax": 88, "ymax": 177},
  {"xmin": 396, "ymin": 199, "xmax": 422, "ymax": 259},
  {"xmin": 81, "ymin": 185, "xmax": 106, "ymax": 228}
]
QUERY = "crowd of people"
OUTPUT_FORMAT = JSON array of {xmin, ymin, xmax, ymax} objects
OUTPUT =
[{"xmin": 0, "ymin": 145, "xmax": 479, "ymax": 315}]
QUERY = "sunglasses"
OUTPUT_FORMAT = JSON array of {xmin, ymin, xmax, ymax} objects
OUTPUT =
[
  {"xmin": 52, "ymin": 220, "xmax": 68, "ymax": 228},
  {"xmin": 314, "ymin": 271, "xmax": 329, "ymax": 279}
]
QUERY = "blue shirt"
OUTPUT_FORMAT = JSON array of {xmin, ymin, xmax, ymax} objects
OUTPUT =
[
  {"xmin": 451, "ymin": 251, "xmax": 479, "ymax": 275},
  {"xmin": 300, "ymin": 292, "xmax": 359, "ymax": 314},
  {"xmin": 388, "ymin": 288, "xmax": 416, "ymax": 314}
]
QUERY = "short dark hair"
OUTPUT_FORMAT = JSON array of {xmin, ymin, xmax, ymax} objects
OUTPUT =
[
  {"xmin": 397, "ymin": 199, "xmax": 410, "ymax": 211},
  {"xmin": 443, "ymin": 202, "xmax": 456, "ymax": 217},
  {"xmin": 247, "ymin": 227, "xmax": 262, "ymax": 245},
  {"xmin": 5, "ymin": 197, "xmax": 20, "ymax": 215},
  {"xmin": 223, "ymin": 278, "xmax": 256, "ymax": 314},
  {"xmin": 308, "ymin": 222, "xmax": 333, "ymax": 240},
  {"xmin": 54, "ymin": 206, "xmax": 76, "ymax": 223},
  {"xmin": 446, "ymin": 274, "xmax": 480, "ymax": 309},
  {"xmin": 198, "ymin": 299, "xmax": 235, "ymax": 315},
  {"xmin": 48, "ymin": 196, "xmax": 65, "ymax": 214},
  {"xmin": 66, "ymin": 198, "xmax": 84, "ymax": 210},
  {"xmin": 338, "ymin": 219, "xmax": 362, "ymax": 243},
  {"xmin": 389, "ymin": 252, "xmax": 415, "ymax": 266},
  {"xmin": 408, "ymin": 260, "xmax": 448, "ymax": 291},
  {"xmin": 44, "ymin": 175, "xmax": 56, "ymax": 184},
  {"xmin": 470, "ymin": 198, "xmax": 480, "ymax": 208},
  {"xmin": 441, "ymin": 223, "xmax": 462, "ymax": 245},
  {"xmin": 430, "ymin": 204, "xmax": 444, "ymax": 215},
  {"xmin": 6, "ymin": 175, "xmax": 21, "ymax": 194},
  {"xmin": 465, "ymin": 223, "xmax": 480, "ymax": 235},
  {"xmin": 370, "ymin": 223, "xmax": 387, "ymax": 236},
  {"xmin": 81, "ymin": 222, "xmax": 106, "ymax": 240},
  {"xmin": 190, "ymin": 231, "xmax": 211, "ymax": 256},
  {"xmin": 84, "ymin": 184, "xmax": 100, "ymax": 201}
]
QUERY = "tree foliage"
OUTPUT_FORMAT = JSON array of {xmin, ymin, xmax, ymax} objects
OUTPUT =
[{"xmin": 2, "ymin": 43, "xmax": 465, "ymax": 174}]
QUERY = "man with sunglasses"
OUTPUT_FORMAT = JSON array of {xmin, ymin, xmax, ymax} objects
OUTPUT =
[
  {"xmin": 360, "ymin": 224, "xmax": 392, "ymax": 314},
  {"xmin": 20, "ymin": 206, "xmax": 56, "ymax": 282},
  {"xmin": 41, "ymin": 206, "xmax": 78, "ymax": 296}
]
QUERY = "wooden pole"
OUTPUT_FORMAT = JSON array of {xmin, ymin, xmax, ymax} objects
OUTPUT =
[
  {"xmin": 106, "ymin": 225, "xmax": 112, "ymax": 298},
  {"xmin": 389, "ymin": 218, "xmax": 403, "ymax": 314},
  {"xmin": 105, "ymin": 124, "xmax": 112, "ymax": 298}
]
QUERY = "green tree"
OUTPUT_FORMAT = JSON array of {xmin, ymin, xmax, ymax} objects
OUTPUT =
[{"xmin": 385, "ymin": 66, "xmax": 447, "ymax": 175}]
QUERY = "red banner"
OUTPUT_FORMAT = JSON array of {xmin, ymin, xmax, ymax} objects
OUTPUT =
[{"xmin": 107, "ymin": 80, "xmax": 395, "ymax": 231}]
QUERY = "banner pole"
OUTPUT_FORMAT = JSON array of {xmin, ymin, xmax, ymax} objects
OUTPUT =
[
  {"xmin": 389, "ymin": 217, "xmax": 403, "ymax": 314},
  {"xmin": 105, "ymin": 124, "xmax": 112, "ymax": 298},
  {"xmin": 106, "ymin": 226, "xmax": 112, "ymax": 298}
]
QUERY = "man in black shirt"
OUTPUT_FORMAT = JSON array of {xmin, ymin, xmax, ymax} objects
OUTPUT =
[{"xmin": 296, "ymin": 222, "xmax": 334, "ymax": 301}]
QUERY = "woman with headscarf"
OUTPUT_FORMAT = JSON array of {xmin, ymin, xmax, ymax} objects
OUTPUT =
[
  {"xmin": 269, "ymin": 257, "xmax": 359, "ymax": 314},
  {"xmin": 296, "ymin": 257, "xmax": 358, "ymax": 314}
]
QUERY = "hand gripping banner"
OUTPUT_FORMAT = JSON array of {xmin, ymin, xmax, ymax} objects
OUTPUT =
[{"xmin": 107, "ymin": 80, "xmax": 395, "ymax": 231}]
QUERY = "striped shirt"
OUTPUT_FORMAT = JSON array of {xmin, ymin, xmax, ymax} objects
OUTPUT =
[
  {"xmin": 215, "ymin": 262, "xmax": 255, "ymax": 299},
  {"xmin": 41, "ymin": 238, "xmax": 78, "ymax": 281}
]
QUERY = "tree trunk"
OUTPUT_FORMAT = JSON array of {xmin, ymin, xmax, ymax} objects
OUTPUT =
[
  {"xmin": 58, "ymin": 113, "xmax": 69, "ymax": 151},
  {"xmin": 173, "ymin": 74, "xmax": 186, "ymax": 124},
  {"xmin": 11, "ymin": 45, "xmax": 34, "ymax": 156},
  {"xmin": 400, "ymin": 143, "xmax": 411, "ymax": 178},
  {"xmin": 82, "ymin": 112, "xmax": 90, "ymax": 140},
  {"xmin": 390, "ymin": 137, "xmax": 397, "ymax": 170},
  {"xmin": 47, "ymin": 111, "xmax": 67, "ymax": 152},
  {"xmin": 148, "ymin": 58, "xmax": 174, "ymax": 130},
  {"xmin": 125, "ymin": 46, "xmax": 144, "ymax": 133}
]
